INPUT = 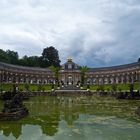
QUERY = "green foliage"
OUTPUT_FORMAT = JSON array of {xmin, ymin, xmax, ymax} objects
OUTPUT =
[
  {"xmin": 51, "ymin": 84, "xmax": 54, "ymax": 89},
  {"xmin": 0, "ymin": 49, "xmax": 18, "ymax": 64},
  {"xmin": 40, "ymin": 46, "xmax": 61, "ymax": 67},
  {"xmin": 129, "ymin": 83, "xmax": 134, "ymax": 93},
  {"xmin": 19, "ymin": 55, "xmax": 40, "ymax": 67},
  {"xmin": 118, "ymin": 88, "xmax": 122, "ymax": 92},
  {"xmin": 6, "ymin": 50, "xmax": 19, "ymax": 64},
  {"xmin": 1, "ymin": 83, "xmax": 52, "ymax": 91},
  {"xmin": 98, "ymin": 85, "xmax": 104, "ymax": 91},
  {"xmin": 87, "ymin": 84, "xmax": 90, "ymax": 89},
  {"xmin": 0, "ymin": 49, "xmax": 8, "ymax": 62},
  {"xmin": 24, "ymin": 83, "xmax": 30, "ymax": 91},
  {"xmin": 49, "ymin": 65, "xmax": 60, "ymax": 83},
  {"xmin": 1, "ymin": 83, "xmax": 140, "ymax": 92},
  {"xmin": 80, "ymin": 66, "xmax": 89, "ymax": 85},
  {"xmin": 0, "ymin": 47, "xmax": 60, "ymax": 68},
  {"xmin": 138, "ymin": 58, "xmax": 140, "ymax": 62},
  {"xmin": 38, "ymin": 84, "xmax": 43, "ymax": 91},
  {"xmin": 90, "ymin": 83, "xmax": 139, "ymax": 91},
  {"xmin": 80, "ymin": 66, "xmax": 89, "ymax": 73},
  {"xmin": 107, "ymin": 88, "xmax": 110, "ymax": 91},
  {"xmin": 111, "ymin": 84, "xmax": 117, "ymax": 91}
]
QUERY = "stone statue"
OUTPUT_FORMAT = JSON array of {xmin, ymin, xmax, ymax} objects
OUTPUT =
[
  {"xmin": 2, "ymin": 93, "xmax": 24, "ymax": 113},
  {"xmin": 0, "ymin": 86, "xmax": 28, "ymax": 120}
]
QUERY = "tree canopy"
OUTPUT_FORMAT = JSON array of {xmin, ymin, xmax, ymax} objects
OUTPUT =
[
  {"xmin": 0, "ymin": 49, "xmax": 8, "ymax": 62},
  {"xmin": 18, "ymin": 55, "xmax": 40, "ymax": 67},
  {"xmin": 49, "ymin": 65, "xmax": 60, "ymax": 83},
  {"xmin": 0, "ymin": 46, "xmax": 61, "ymax": 68},
  {"xmin": 6, "ymin": 50, "xmax": 19, "ymax": 64},
  {"xmin": 40, "ymin": 46, "xmax": 61, "ymax": 67},
  {"xmin": 80, "ymin": 66, "xmax": 89, "ymax": 85},
  {"xmin": 0, "ymin": 49, "xmax": 19, "ymax": 64}
]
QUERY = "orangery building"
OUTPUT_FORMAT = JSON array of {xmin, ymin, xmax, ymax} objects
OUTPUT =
[{"xmin": 0, "ymin": 58, "xmax": 140, "ymax": 85}]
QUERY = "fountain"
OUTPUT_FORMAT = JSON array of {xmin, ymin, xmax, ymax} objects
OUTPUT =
[{"xmin": 0, "ymin": 85, "xmax": 28, "ymax": 120}]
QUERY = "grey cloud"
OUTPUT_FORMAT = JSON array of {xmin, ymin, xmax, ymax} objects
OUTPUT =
[{"xmin": 0, "ymin": 0, "xmax": 140, "ymax": 67}]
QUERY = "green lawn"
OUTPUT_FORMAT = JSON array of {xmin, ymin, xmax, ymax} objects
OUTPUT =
[
  {"xmin": 0, "ymin": 83, "xmax": 52, "ymax": 92},
  {"xmin": 89, "ymin": 83, "xmax": 140, "ymax": 91},
  {"xmin": 0, "ymin": 82, "xmax": 139, "ymax": 92}
]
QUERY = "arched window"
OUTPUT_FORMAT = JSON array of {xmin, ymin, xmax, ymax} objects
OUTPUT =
[{"xmin": 68, "ymin": 64, "xmax": 72, "ymax": 69}]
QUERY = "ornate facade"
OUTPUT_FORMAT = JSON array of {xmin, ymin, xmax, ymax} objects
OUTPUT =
[
  {"xmin": 0, "ymin": 59, "xmax": 140, "ymax": 85},
  {"xmin": 59, "ymin": 58, "xmax": 81, "ymax": 85}
]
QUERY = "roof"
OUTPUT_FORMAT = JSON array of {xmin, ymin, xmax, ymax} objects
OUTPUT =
[
  {"xmin": 88, "ymin": 62, "xmax": 140, "ymax": 72},
  {"xmin": 0, "ymin": 62, "xmax": 52, "ymax": 72},
  {"xmin": 0, "ymin": 61, "xmax": 139, "ymax": 73},
  {"xmin": 61, "ymin": 59, "xmax": 80, "ymax": 70}
]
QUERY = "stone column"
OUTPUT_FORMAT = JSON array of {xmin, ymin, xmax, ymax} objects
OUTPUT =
[
  {"xmin": 107, "ymin": 77, "xmax": 110, "ymax": 84},
  {"xmin": 126, "ymin": 74, "xmax": 129, "ymax": 83},
  {"xmin": 107, "ymin": 76, "xmax": 111, "ymax": 84},
  {"xmin": 104, "ymin": 77, "xmax": 108, "ymax": 84},
  {"xmin": 121, "ymin": 76, "xmax": 124, "ymax": 84},
  {"xmin": 134, "ymin": 72, "xmax": 137, "ymax": 82},
  {"xmin": 5, "ymin": 73, "xmax": 8, "ymax": 83},
  {"xmin": 135, "ymin": 71, "xmax": 138, "ymax": 82},
  {"xmin": 15, "ymin": 74, "xmax": 19, "ymax": 83},
  {"xmin": 115, "ymin": 77, "xmax": 118, "ymax": 84},
  {"xmin": 131, "ymin": 74, "xmax": 134, "ymax": 83},
  {"xmin": 97, "ymin": 78, "xmax": 99, "ymax": 85}
]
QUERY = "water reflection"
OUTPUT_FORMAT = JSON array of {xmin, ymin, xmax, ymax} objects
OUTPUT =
[{"xmin": 0, "ymin": 95, "xmax": 140, "ymax": 140}]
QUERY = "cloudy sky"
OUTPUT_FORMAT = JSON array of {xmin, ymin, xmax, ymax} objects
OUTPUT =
[{"xmin": 0, "ymin": 0, "xmax": 140, "ymax": 67}]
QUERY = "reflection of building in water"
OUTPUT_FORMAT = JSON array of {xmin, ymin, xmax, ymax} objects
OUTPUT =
[
  {"xmin": 57, "ymin": 96, "xmax": 81, "ymax": 125},
  {"xmin": 0, "ymin": 58, "xmax": 140, "ymax": 85},
  {"xmin": 63, "ymin": 111, "xmax": 79, "ymax": 126}
]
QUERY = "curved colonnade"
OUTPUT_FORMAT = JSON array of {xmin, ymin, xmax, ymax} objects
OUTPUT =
[
  {"xmin": 86, "ymin": 62, "xmax": 140, "ymax": 85},
  {"xmin": 0, "ymin": 62, "xmax": 54, "ymax": 84},
  {"xmin": 0, "ymin": 61, "xmax": 140, "ymax": 85}
]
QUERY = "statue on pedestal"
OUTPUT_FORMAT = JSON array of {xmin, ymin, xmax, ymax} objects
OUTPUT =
[{"xmin": 0, "ymin": 84, "xmax": 28, "ymax": 120}]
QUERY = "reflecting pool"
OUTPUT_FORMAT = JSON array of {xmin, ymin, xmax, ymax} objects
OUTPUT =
[{"xmin": 0, "ymin": 95, "xmax": 140, "ymax": 140}]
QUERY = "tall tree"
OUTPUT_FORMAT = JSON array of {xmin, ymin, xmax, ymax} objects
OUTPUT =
[
  {"xmin": 49, "ymin": 65, "xmax": 60, "ymax": 84},
  {"xmin": 0, "ymin": 49, "xmax": 8, "ymax": 62},
  {"xmin": 138, "ymin": 58, "xmax": 140, "ymax": 62},
  {"xmin": 18, "ymin": 55, "xmax": 28, "ymax": 66},
  {"xmin": 19, "ymin": 55, "xmax": 40, "ymax": 67},
  {"xmin": 0, "ymin": 47, "xmax": 61, "ymax": 68},
  {"xmin": 6, "ymin": 50, "xmax": 19, "ymax": 64},
  {"xmin": 80, "ymin": 66, "xmax": 89, "ymax": 85},
  {"xmin": 41, "ymin": 46, "xmax": 61, "ymax": 67}
]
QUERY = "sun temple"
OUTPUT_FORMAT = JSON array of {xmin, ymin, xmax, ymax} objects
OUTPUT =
[
  {"xmin": 59, "ymin": 58, "xmax": 81, "ymax": 85},
  {"xmin": 0, "ymin": 58, "xmax": 140, "ymax": 85}
]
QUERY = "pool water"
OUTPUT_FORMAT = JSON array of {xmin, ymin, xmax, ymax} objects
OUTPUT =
[{"xmin": 0, "ymin": 95, "xmax": 140, "ymax": 140}]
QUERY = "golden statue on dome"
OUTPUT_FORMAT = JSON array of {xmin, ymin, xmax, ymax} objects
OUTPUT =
[{"xmin": 67, "ymin": 57, "xmax": 73, "ymax": 62}]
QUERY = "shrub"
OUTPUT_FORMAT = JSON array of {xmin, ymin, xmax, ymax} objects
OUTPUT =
[
  {"xmin": 111, "ymin": 84, "xmax": 117, "ymax": 91},
  {"xmin": 24, "ymin": 83, "xmax": 30, "ymax": 91}
]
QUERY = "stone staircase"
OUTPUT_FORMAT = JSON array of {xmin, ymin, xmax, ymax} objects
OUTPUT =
[{"xmin": 60, "ymin": 85, "xmax": 80, "ymax": 90}]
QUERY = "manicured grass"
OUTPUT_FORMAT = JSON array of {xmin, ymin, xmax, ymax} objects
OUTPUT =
[
  {"xmin": 0, "ymin": 82, "xmax": 139, "ymax": 92},
  {"xmin": 0, "ymin": 83, "xmax": 52, "ymax": 92},
  {"xmin": 89, "ymin": 83, "xmax": 140, "ymax": 91}
]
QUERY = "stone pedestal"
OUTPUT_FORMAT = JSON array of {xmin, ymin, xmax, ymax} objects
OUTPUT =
[{"xmin": 0, "ymin": 91, "xmax": 29, "ymax": 120}]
